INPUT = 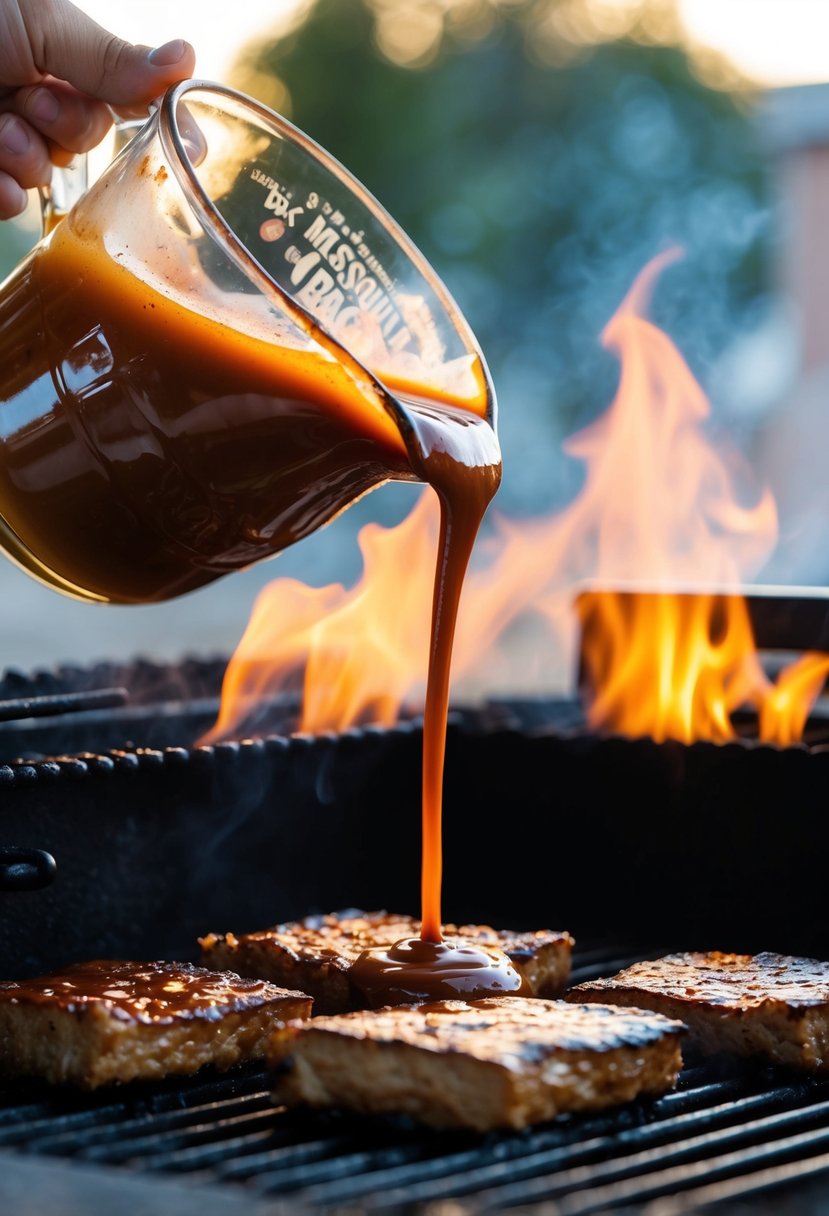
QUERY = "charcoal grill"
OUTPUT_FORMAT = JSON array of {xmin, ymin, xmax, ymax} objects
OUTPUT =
[{"xmin": 2, "ymin": 589, "xmax": 829, "ymax": 1213}]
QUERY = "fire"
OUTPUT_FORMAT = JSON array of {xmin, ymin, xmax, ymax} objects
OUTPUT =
[
  {"xmin": 759, "ymin": 653, "xmax": 829, "ymax": 747},
  {"xmin": 205, "ymin": 250, "xmax": 829, "ymax": 747},
  {"xmin": 201, "ymin": 492, "xmax": 438, "ymax": 742},
  {"xmin": 567, "ymin": 249, "xmax": 829, "ymax": 744},
  {"xmin": 576, "ymin": 591, "xmax": 758, "ymax": 744}
]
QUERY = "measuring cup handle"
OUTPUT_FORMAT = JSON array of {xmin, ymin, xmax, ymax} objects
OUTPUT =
[
  {"xmin": 37, "ymin": 111, "xmax": 149, "ymax": 235},
  {"xmin": 38, "ymin": 154, "xmax": 88, "ymax": 234}
]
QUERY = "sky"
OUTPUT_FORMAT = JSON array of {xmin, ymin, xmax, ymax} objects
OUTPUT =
[
  {"xmin": 73, "ymin": 0, "xmax": 306, "ymax": 85},
  {"xmin": 72, "ymin": 0, "xmax": 829, "ymax": 90},
  {"xmin": 677, "ymin": 0, "xmax": 829, "ymax": 87}
]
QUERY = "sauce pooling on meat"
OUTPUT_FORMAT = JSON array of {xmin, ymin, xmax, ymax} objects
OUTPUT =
[
  {"xmin": 1, "ymin": 960, "xmax": 288, "ymax": 1023},
  {"xmin": 350, "ymin": 937, "xmax": 531, "ymax": 1008}
]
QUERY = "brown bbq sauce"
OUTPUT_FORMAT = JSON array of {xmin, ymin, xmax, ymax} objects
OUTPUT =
[
  {"xmin": 350, "ymin": 937, "xmax": 530, "ymax": 1008},
  {"xmin": 0, "ymin": 230, "xmax": 420, "ymax": 604},
  {"xmin": 0, "ymin": 960, "xmax": 289, "ymax": 1023}
]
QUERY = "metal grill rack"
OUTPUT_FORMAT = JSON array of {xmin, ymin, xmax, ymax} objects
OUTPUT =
[{"xmin": 3, "ymin": 948, "xmax": 829, "ymax": 1214}]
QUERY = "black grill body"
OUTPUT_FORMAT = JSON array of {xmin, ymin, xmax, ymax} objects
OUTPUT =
[{"xmin": 0, "ymin": 670, "xmax": 828, "ymax": 975}]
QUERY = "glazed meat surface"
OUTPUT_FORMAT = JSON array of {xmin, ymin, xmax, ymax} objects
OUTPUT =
[
  {"xmin": 201, "ymin": 909, "xmax": 573, "ymax": 1014},
  {"xmin": 570, "ymin": 951, "xmax": 829, "ymax": 1071},
  {"xmin": 268, "ymin": 995, "xmax": 684, "ymax": 1131},
  {"xmin": 0, "ymin": 959, "xmax": 312, "ymax": 1088}
]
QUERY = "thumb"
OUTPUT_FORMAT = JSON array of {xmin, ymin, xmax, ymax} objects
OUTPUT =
[{"xmin": 22, "ymin": 0, "xmax": 195, "ymax": 107}]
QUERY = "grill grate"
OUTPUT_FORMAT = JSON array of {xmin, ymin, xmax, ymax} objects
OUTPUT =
[{"xmin": 3, "ymin": 949, "xmax": 829, "ymax": 1213}]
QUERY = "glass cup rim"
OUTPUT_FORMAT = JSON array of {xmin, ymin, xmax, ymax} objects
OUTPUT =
[{"xmin": 156, "ymin": 77, "xmax": 496, "ymax": 430}]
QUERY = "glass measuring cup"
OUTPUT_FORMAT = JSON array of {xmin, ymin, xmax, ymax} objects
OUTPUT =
[{"xmin": 0, "ymin": 80, "xmax": 496, "ymax": 604}]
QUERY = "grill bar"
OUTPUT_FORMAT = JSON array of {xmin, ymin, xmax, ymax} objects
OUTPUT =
[
  {"xmin": 642, "ymin": 1151, "xmax": 829, "ymax": 1215},
  {"xmin": 0, "ymin": 1068, "xmax": 267, "ymax": 1147},
  {"xmin": 517, "ymin": 1133, "xmax": 829, "ymax": 1216},
  {"xmin": 49, "ymin": 1102, "xmax": 276, "ymax": 1161},
  {"xmin": 0, "ymin": 687, "xmax": 128, "ymax": 723},
  {"xmin": 471, "ymin": 1097, "xmax": 829, "ymax": 1212},
  {"xmin": 331, "ymin": 1084, "xmax": 829, "ymax": 1211}
]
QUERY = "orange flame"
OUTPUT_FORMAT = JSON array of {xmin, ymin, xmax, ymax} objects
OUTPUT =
[
  {"xmin": 566, "ymin": 249, "xmax": 829, "ymax": 743},
  {"xmin": 205, "ymin": 251, "xmax": 829, "ymax": 748},
  {"xmin": 202, "ymin": 492, "xmax": 437, "ymax": 742},
  {"xmin": 576, "ymin": 591, "xmax": 753, "ymax": 743},
  {"xmin": 759, "ymin": 653, "xmax": 829, "ymax": 746}
]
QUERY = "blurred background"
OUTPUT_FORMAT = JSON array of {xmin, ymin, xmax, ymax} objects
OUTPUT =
[{"xmin": 0, "ymin": 0, "xmax": 827, "ymax": 672}]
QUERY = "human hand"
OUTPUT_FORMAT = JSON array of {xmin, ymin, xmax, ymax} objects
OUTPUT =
[{"xmin": 0, "ymin": 0, "xmax": 196, "ymax": 218}]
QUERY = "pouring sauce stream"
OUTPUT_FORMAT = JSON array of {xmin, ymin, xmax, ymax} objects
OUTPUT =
[{"xmin": 350, "ymin": 402, "xmax": 531, "ymax": 1004}]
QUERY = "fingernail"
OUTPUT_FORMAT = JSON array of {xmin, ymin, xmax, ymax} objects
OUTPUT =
[
  {"xmin": 1, "ymin": 118, "xmax": 30, "ymax": 155},
  {"xmin": 29, "ymin": 88, "xmax": 60, "ymax": 124},
  {"xmin": 148, "ymin": 39, "xmax": 186, "ymax": 66}
]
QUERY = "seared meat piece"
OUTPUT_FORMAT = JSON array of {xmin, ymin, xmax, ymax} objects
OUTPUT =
[
  {"xmin": 268, "ymin": 996, "xmax": 684, "ymax": 1131},
  {"xmin": 201, "ymin": 909, "xmax": 573, "ymax": 1014},
  {"xmin": 0, "ymin": 960, "xmax": 312, "ymax": 1088},
  {"xmin": 570, "ymin": 951, "xmax": 829, "ymax": 1072}
]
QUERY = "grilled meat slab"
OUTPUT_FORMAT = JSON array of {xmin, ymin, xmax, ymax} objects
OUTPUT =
[
  {"xmin": 0, "ymin": 960, "xmax": 312, "ymax": 1088},
  {"xmin": 201, "ymin": 909, "xmax": 573, "ymax": 1014},
  {"xmin": 570, "ymin": 951, "xmax": 829, "ymax": 1071},
  {"xmin": 268, "ymin": 995, "xmax": 684, "ymax": 1131}
]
